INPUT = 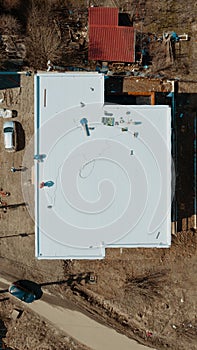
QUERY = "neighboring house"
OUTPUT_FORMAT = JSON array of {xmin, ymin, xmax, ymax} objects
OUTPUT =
[{"xmin": 88, "ymin": 7, "xmax": 135, "ymax": 63}]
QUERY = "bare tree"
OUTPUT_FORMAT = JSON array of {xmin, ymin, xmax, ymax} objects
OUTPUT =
[
  {"xmin": 0, "ymin": 14, "xmax": 21, "ymax": 35},
  {"xmin": 25, "ymin": 0, "xmax": 63, "ymax": 69},
  {"xmin": 125, "ymin": 270, "xmax": 167, "ymax": 300},
  {"xmin": 1, "ymin": 0, "xmax": 20, "ymax": 9},
  {"xmin": 0, "ymin": 41, "xmax": 8, "ymax": 69}
]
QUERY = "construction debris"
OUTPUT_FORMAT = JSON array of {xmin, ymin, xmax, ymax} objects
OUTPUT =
[{"xmin": 11, "ymin": 309, "xmax": 23, "ymax": 321}]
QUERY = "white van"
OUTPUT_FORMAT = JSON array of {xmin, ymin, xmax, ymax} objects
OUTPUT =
[{"xmin": 3, "ymin": 121, "xmax": 17, "ymax": 152}]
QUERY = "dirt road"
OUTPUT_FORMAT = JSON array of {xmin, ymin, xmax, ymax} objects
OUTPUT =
[{"xmin": 0, "ymin": 276, "xmax": 155, "ymax": 350}]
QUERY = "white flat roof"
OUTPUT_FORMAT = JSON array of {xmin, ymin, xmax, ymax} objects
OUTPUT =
[{"xmin": 34, "ymin": 72, "xmax": 171, "ymax": 259}]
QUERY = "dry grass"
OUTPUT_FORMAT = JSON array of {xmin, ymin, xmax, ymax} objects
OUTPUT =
[{"xmin": 176, "ymin": 319, "xmax": 197, "ymax": 340}]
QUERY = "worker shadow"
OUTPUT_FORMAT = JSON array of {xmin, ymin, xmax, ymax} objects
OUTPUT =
[
  {"xmin": 0, "ymin": 289, "xmax": 8, "ymax": 294},
  {"xmin": 0, "ymin": 297, "xmax": 9, "ymax": 302},
  {"xmin": 0, "ymin": 203, "xmax": 28, "ymax": 212},
  {"xmin": 0, "ymin": 233, "xmax": 34, "ymax": 239}
]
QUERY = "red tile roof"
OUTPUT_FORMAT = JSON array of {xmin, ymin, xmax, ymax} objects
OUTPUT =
[
  {"xmin": 88, "ymin": 25, "xmax": 135, "ymax": 63},
  {"xmin": 88, "ymin": 7, "xmax": 118, "ymax": 26}
]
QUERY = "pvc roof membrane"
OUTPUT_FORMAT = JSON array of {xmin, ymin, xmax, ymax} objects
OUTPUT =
[
  {"xmin": 88, "ymin": 26, "xmax": 135, "ymax": 62},
  {"xmin": 34, "ymin": 72, "xmax": 171, "ymax": 260},
  {"xmin": 88, "ymin": 7, "xmax": 118, "ymax": 26}
]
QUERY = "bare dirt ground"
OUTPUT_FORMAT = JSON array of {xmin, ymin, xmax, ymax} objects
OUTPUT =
[
  {"xmin": 0, "ymin": 1, "xmax": 197, "ymax": 349},
  {"xmin": 0, "ymin": 295, "xmax": 90, "ymax": 350},
  {"xmin": 66, "ymin": 232, "xmax": 197, "ymax": 350},
  {"xmin": 0, "ymin": 74, "xmax": 196, "ymax": 350}
]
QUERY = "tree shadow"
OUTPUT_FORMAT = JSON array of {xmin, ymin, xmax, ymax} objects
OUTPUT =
[
  {"xmin": 0, "ymin": 73, "xmax": 20, "ymax": 90},
  {"xmin": 40, "ymin": 272, "xmax": 94, "ymax": 287},
  {"xmin": 0, "ymin": 319, "xmax": 7, "ymax": 349},
  {"xmin": 9, "ymin": 0, "xmax": 32, "ymax": 33},
  {"xmin": 0, "ymin": 319, "xmax": 13, "ymax": 349}
]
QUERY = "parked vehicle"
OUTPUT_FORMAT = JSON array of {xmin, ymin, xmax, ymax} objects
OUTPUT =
[
  {"xmin": 0, "ymin": 108, "xmax": 12, "ymax": 118},
  {"xmin": 9, "ymin": 282, "xmax": 36, "ymax": 303},
  {"xmin": 3, "ymin": 121, "xmax": 17, "ymax": 151}
]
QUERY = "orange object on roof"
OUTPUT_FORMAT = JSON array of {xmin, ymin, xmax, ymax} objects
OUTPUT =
[
  {"xmin": 88, "ymin": 25, "xmax": 135, "ymax": 63},
  {"xmin": 88, "ymin": 7, "xmax": 118, "ymax": 26}
]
